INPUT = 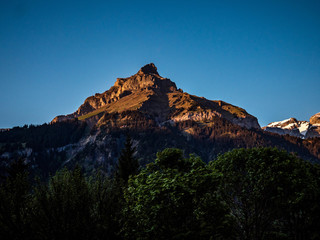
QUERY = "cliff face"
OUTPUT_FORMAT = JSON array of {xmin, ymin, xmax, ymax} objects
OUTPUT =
[
  {"xmin": 53, "ymin": 63, "xmax": 260, "ymax": 130},
  {"xmin": 307, "ymin": 113, "xmax": 320, "ymax": 138},
  {"xmin": 310, "ymin": 113, "xmax": 320, "ymax": 125},
  {"xmin": 74, "ymin": 63, "xmax": 177, "ymax": 117}
]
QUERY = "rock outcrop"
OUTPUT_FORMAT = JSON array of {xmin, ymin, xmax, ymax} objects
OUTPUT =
[
  {"xmin": 72, "ymin": 63, "xmax": 177, "ymax": 117},
  {"xmin": 310, "ymin": 112, "xmax": 320, "ymax": 125},
  {"xmin": 307, "ymin": 113, "xmax": 320, "ymax": 138},
  {"xmin": 51, "ymin": 115, "xmax": 76, "ymax": 124}
]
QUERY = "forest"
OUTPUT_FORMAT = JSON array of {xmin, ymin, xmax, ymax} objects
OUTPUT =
[
  {"xmin": 1, "ymin": 116, "xmax": 320, "ymax": 182},
  {"xmin": 0, "ymin": 138, "xmax": 320, "ymax": 240}
]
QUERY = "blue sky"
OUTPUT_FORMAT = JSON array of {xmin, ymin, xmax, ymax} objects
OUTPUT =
[{"xmin": 0, "ymin": 0, "xmax": 319, "ymax": 128}]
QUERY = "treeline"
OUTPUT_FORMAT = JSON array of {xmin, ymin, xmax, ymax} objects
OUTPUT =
[
  {"xmin": 0, "ymin": 121, "xmax": 86, "ymax": 151},
  {"xmin": 1, "ymin": 144, "xmax": 320, "ymax": 239},
  {"xmin": 175, "ymin": 118, "xmax": 320, "ymax": 161},
  {"xmin": 0, "ymin": 121, "xmax": 86, "ymax": 178}
]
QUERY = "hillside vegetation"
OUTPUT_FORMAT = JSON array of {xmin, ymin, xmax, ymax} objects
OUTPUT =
[{"xmin": 0, "ymin": 147, "xmax": 319, "ymax": 240}]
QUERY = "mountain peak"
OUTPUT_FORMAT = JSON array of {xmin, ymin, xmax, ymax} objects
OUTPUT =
[
  {"xmin": 52, "ymin": 63, "xmax": 260, "ymax": 130},
  {"xmin": 263, "ymin": 113, "xmax": 320, "ymax": 139},
  {"xmin": 138, "ymin": 63, "xmax": 159, "ymax": 75},
  {"xmin": 112, "ymin": 63, "xmax": 177, "ymax": 94}
]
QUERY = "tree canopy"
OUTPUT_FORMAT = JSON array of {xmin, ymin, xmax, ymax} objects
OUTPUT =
[
  {"xmin": 122, "ymin": 148, "xmax": 235, "ymax": 240},
  {"xmin": 1, "ymin": 147, "xmax": 319, "ymax": 240},
  {"xmin": 211, "ymin": 147, "xmax": 320, "ymax": 240}
]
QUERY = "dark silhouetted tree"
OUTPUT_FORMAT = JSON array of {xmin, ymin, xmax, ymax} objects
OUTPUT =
[
  {"xmin": 31, "ymin": 166, "xmax": 94, "ymax": 240},
  {"xmin": 0, "ymin": 158, "xmax": 32, "ymax": 240},
  {"xmin": 211, "ymin": 147, "xmax": 320, "ymax": 240},
  {"xmin": 116, "ymin": 134, "xmax": 139, "ymax": 182}
]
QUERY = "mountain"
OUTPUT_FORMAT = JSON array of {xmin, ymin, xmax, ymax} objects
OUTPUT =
[
  {"xmin": 52, "ymin": 63, "xmax": 260, "ymax": 129},
  {"xmin": 263, "ymin": 113, "xmax": 320, "ymax": 139},
  {"xmin": 1, "ymin": 64, "xmax": 320, "ymax": 177}
]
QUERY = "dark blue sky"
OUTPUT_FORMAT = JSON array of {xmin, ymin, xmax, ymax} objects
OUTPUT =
[{"xmin": 1, "ymin": 0, "xmax": 319, "ymax": 128}]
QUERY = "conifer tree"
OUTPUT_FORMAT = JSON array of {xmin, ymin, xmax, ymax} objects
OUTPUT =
[{"xmin": 116, "ymin": 134, "xmax": 139, "ymax": 182}]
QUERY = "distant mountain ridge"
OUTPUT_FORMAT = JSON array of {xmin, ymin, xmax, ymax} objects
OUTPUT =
[{"xmin": 263, "ymin": 113, "xmax": 320, "ymax": 139}]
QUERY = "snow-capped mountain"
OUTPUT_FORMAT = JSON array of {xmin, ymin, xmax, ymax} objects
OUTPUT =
[{"xmin": 263, "ymin": 113, "xmax": 320, "ymax": 139}]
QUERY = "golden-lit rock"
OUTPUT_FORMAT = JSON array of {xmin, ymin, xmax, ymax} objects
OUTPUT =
[
  {"xmin": 310, "ymin": 112, "xmax": 320, "ymax": 125},
  {"xmin": 52, "ymin": 63, "xmax": 260, "ymax": 129}
]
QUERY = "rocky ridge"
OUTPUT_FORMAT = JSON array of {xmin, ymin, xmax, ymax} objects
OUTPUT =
[
  {"xmin": 263, "ymin": 113, "xmax": 320, "ymax": 139},
  {"xmin": 52, "ymin": 63, "xmax": 260, "ymax": 129}
]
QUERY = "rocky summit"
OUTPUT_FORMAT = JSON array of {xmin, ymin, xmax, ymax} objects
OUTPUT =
[{"xmin": 52, "ymin": 63, "xmax": 260, "ymax": 129}]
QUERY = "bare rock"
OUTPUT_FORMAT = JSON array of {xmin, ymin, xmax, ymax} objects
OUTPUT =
[
  {"xmin": 51, "ymin": 63, "xmax": 260, "ymax": 130},
  {"xmin": 310, "ymin": 112, "xmax": 320, "ymax": 125}
]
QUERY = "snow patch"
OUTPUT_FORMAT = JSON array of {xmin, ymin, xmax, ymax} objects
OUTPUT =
[
  {"xmin": 283, "ymin": 123, "xmax": 296, "ymax": 129},
  {"xmin": 265, "ymin": 118, "xmax": 311, "ymax": 138},
  {"xmin": 298, "ymin": 122, "xmax": 310, "ymax": 136},
  {"xmin": 267, "ymin": 118, "xmax": 293, "ymax": 128}
]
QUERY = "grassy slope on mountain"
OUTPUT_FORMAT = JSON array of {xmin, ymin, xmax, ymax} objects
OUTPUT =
[
  {"xmin": 78, "ymin": 92, "xmax": 150, "ymax": 120},
  {"xmin": 78, "ymin": 89, "xmax": 256, "ymax": 130}
]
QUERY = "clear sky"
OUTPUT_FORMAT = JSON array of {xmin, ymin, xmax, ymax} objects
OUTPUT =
[{"xmin": 1, "ymin": 0, "xmax": 319, "ymax": 128}]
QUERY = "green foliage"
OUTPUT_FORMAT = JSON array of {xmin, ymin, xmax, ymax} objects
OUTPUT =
[
  {"xmin": 31, "ymin": 166, "xmax": 94, "ymax": 240},
  {"xmin": 89, "ymin": 173, "xmax": 123, "ymax": 240},
  {"xmin": 155, "ymin": 148, "xmax": 193, "ymax": 171},
  {"xmin": 211, "ymin": 147, "xmax": 320, "ymax": 240},
  {"xmin": 122, "ymin": 148, "xmax": 235, "ymax": 240},
  {"xmin": 1, "ymin": 147, "xmax": 319, "ymax": 240},
  {"xmin": 30, "ymin": 167, "xmax": 124, "ymax": 240}
]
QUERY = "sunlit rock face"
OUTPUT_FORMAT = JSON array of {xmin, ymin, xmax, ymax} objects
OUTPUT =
[
  {"xmin": 72, "ymin": 63, "xmax": 177, "ymax": 118},
  {"xmin": 51, "ymin": 63, "xmax": 260, "ymax": 130},
  {"xmin": 307, "ymin": 113, "xmax": 320, "ymax": 138},
  {"xmin": 310, "ymin": 113, "xmax": 320, "ymax": 125},
  {"xmin": 51, "ymin": 115, "xmax": 75, "ymax": 124}
]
